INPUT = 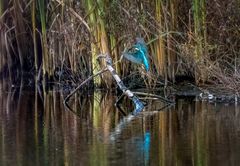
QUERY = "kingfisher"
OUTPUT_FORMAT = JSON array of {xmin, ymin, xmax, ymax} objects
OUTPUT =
[{"xmin": 122, "ymin": 38, "xmax": 150, "ymax": 71}]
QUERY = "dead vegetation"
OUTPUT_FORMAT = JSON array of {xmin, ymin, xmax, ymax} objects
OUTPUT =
[{"xmin": 0, "ymin": 0, "xmax": 240, "ymax": 94}]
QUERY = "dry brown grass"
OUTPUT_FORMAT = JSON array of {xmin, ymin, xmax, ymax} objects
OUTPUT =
[{"xmin": 1, "ymin": 0, "xmax": 240, "ymax": 92}]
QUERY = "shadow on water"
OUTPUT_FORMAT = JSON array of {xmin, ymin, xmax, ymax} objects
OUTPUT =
[{"xmin": 1, "ymin": 80, "xmax": 240, "ymax": 165}]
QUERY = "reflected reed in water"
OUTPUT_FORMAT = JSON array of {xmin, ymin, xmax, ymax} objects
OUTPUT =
[{"xmin": 0, "ymin": 82, "xmax": 240, "ymax": 166}]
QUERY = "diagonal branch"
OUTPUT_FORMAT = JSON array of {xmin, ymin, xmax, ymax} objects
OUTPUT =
[{"xmin": 64, "ymin": 68, "xmax": 107, "ymax": 104}]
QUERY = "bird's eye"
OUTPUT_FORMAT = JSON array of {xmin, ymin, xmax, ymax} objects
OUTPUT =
[{"xmin": 128, "ymin": 47, "xmax": 139, "ymax": 54}]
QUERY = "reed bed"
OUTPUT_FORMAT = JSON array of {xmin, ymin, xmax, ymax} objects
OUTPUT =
[{"xmin": 0, "ymin": 0, "xmax": 240, "ymax": 92}]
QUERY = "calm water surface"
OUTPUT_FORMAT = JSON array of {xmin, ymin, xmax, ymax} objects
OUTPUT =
[{"xmin": 1, "ymin": 83, "xmax": 240, "ymax": 166}]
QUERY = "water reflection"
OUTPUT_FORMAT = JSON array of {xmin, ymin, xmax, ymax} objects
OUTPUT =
[{"xmin": 0, "ymin": 85, "xmax": 240, "ymax": 165}]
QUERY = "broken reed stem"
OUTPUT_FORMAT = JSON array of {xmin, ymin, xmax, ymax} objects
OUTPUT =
[
  {"xmin": 97, "ymin": 54, "xmax": 144, "ymax": 114},
  {"xmin": 64, "ymin": 54, "xmax": 145, "ymax": 114}
]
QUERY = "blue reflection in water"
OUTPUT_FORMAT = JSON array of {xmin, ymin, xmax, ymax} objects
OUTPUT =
[
  {"xmin": 143, "ymin": 132, "xmax": 150, "ymax": 164},
  {"xmin": 131, "ymin": 131, "xmax": 151, "ymax": 164},
  {"xmin": 130, "ymin": 131, "xmax": 151, "ymax": 164}
]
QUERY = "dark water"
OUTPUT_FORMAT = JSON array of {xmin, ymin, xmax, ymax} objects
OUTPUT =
[{"xmin": 1, "ymin": 84, "xmax": 240, "ymax": 165}]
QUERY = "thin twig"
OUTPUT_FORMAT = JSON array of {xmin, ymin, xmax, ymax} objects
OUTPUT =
[
  {"xmin": 63, "ymin": 56, "xmax": 124, "ymax": 106},
  {"xmin": 133, "ymin": 91, "xmax": 175, "ymax": 103},
  {"xmin": 64, "ymin": 68, "xmax": 107, "ymax": 104},
  {"xmin": 54, "ymin": 0, "xmax": 90, "ymax": 31}
]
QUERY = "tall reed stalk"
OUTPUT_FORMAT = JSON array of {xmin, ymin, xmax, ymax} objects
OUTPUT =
[
  {"xmin": 0, "ymin": 1, "xmax": 2, "ymax": 17},
  {"xmin": 32, "ymin": 0, "xmax": 38, "ymax": 72},
  {"xmin": 85, "ymin": 0, "xmax": 113, "ymax": 87},
  {"xmin": 155, "ymin": 0, "xmax": 167, "ymax": 82},
  {"xmin": 13, "ymin": 0, "xmax": 27, "ymax": 73},
  {"xmin": 38, "ymin": 0, "xmax": 49, "ymax": 79},
  {"xmin": 193, "ymin": 0, "xmax": 207, "ymax": 83},
  {"xmin": 0, "ymin": 0, "xmax": 4, "ymax": 73},
  {"xmin": 96, "ymin": 0, "xmax": 114, "ymax": 87},
  {"xmin": 167, "ymin": 0, "xmax": 177, "ymax": 82},
  {"xmin": 85, "ymin": 0, "xmax": 101, "ymax": 86}
]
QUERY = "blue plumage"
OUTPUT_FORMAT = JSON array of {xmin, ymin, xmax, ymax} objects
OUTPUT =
[{"xmin": 123, "ymin": 38, "xmax": 150, "ymax": 71}]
